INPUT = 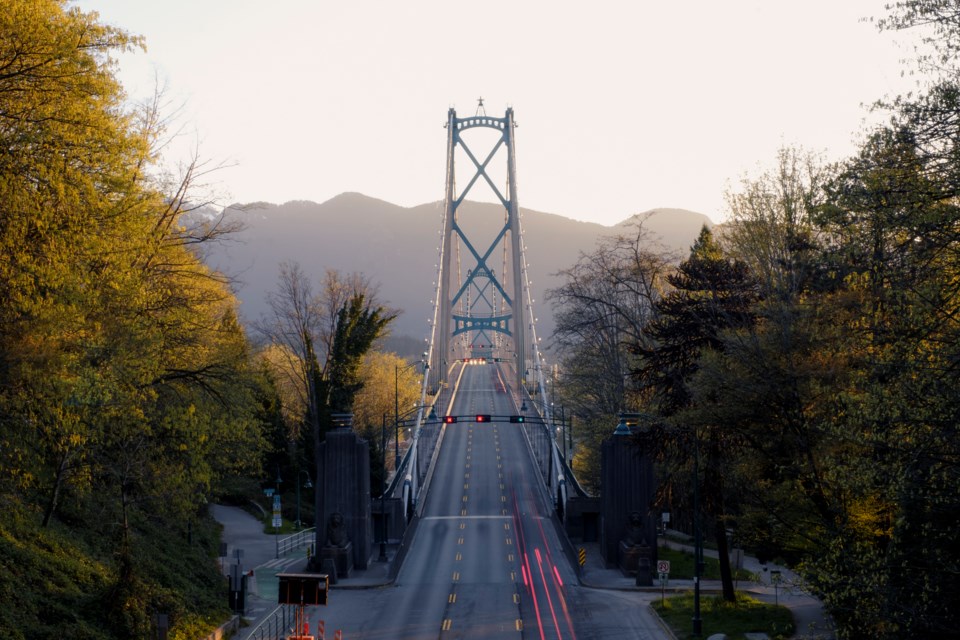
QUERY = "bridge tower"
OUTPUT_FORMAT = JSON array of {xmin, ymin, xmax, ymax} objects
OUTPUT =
[{"xmin": 434, "ymin": 103, "xmax": 528, "ymax": 393}]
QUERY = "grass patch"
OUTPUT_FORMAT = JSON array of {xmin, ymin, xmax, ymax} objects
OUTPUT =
[
  {"xmin": 653, "ymin": 591, "xmax": 794, "ymax": 640},
  {"xmin": 658, "ymin": 545, "xmax": 755, "ymax": 581}
]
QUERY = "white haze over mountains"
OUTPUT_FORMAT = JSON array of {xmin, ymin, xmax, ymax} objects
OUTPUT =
[{"xmin": 202, "ymin": 193, "xmax": 710, "ymax": 343}]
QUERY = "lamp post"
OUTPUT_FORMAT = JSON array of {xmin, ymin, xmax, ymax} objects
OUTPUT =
[
  {"xmin": 692, "ymin": 435, "xmax": 703, "ymax": 636},
  {"xmin": 295, "ymin": 470, "xmax": 312, "ymax": 529},
  {"xmin": 379, "ymin": 414, "xmax": 389, "ymax": 562},
  {"xmin": 559, "ymin": 405, "xmax": 567, "ymax": 465}
]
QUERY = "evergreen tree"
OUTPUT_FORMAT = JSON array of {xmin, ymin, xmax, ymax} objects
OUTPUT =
[{"xmin": 634, "ymin": 226, "xmax": 759, "ymax": 601}]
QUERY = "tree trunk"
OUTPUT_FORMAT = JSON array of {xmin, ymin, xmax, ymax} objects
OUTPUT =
[
  {"xmin": 704, "ymin": 431, "xmax": 736, "ymax": 601},
  {"xmin": 41, "ymin": 453, "xmax": 69, "ymax": 527},
  {"xmin": 714, "ymin": 514, "xmax": 736, "ymax": 601}
]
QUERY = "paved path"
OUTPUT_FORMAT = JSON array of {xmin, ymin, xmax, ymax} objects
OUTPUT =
[{"xmin": 211, "ymin": 503, "xmax": 280, "ymax": 570}]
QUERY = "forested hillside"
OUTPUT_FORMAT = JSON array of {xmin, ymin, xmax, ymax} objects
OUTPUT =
[
  {"xmin": 0, "ymin": 2, "xmax": 269, "ymax": 637},
  {"xmin": 207, "ymin": 196, "xmax": 710, "ymax": 339}
]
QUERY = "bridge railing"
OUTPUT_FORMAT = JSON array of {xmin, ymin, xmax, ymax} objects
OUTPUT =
[
  {"xmin": 516, "ymin": 388, "xmax": 592, "ymax": 520},
  {"xmin": 379, "ymin": 378, "xmax": 451, "ymax": 523}
]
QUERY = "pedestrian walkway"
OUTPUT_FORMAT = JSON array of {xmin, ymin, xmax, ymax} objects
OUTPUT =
[{"xmin": 211, "ymin": 504, "xmax": 400, "ymax": 638}]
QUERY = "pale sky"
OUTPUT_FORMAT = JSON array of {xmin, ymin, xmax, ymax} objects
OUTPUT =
[{"xmin": 74, "ymin": 0, "xmax": 915, "ymax": 226}]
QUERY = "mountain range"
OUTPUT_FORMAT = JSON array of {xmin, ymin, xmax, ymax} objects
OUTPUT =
[{"xmin": 202, "ymin": 193, "xmax": 712, "ymax": 344}]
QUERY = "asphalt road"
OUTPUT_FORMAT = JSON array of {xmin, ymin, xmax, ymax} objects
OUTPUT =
[{"xmin": 293, "ymin": 362, "xmax": 670, "ymax": 639}]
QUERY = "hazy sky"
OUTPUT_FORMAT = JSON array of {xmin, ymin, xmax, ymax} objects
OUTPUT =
[{"xmin": 75, "ymin": 0, "xmax": 915, "ymax": 226}]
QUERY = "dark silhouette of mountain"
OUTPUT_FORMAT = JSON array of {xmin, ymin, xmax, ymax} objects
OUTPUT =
[{"xmin": 202, "ymin": 193, "xmax": 712, "ymax": 342}]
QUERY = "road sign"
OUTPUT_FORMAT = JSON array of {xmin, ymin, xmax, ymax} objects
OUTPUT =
[
  {"xmin": 578, "ymin": 548, "xmax": 586, "ymax": 566},
  {"xmin": 277, "ymin": 572, "xmax": 329, "ymax": 605},
  {"xmin": 657, "ymin": 560, "xmax": 671, "ymax": 574},
  {"xmin": 272, "ymin": 493, "xmax": 281, "ymax": 528}
]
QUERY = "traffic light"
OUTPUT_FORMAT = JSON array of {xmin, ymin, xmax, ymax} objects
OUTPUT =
[
  {"xmin": 509, "ymin": 415, "xmax": 525, "ymax": 423},
  {"xmin": 475, "ymin": 414, "xmax": 491, "ymax": 423},
  {"xmin": 443, "ymin": 416, "xmax": 458, "ymax": 424}
]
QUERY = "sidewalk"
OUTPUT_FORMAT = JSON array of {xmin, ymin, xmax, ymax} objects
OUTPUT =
[
  {"xmin": 213, "ymin": 506, "xmax": 834, "ymax": 639},
  {"xmin": 211, "ymin": 504, "xmax": 400, "ymax": 637}
]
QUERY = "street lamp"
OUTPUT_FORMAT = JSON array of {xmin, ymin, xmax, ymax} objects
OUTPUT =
[
  {"xmin": 379, "ymin": 414, "xmax": 389, "ymax": 561},
  {"xmin": 692, "ymin": 435, "xmax": 704, "ymax": 636},
  {"xmin": 558, "ymin": 405, "xmax": 568, "ymax": 465},
  {"xmin": 295, "ymin": 470, "xmax": 312, "ymax": 529}
]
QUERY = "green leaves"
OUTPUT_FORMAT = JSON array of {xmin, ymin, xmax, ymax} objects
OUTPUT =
[{"xmin": 0, "ymin": 3, "xmax": 268, "ymax": 637}]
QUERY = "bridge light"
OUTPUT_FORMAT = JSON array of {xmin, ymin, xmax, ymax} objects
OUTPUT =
[
  {"xmin": 475, "ymin": 414, "xmax": 491, "ymax": 423},
  {"xmin": 443, "ymin": 416, "xmax": 458, "ymax": 424},
  {"xmin": 509, "ymin": 416, "xmax": 525, "ymax": 423}
]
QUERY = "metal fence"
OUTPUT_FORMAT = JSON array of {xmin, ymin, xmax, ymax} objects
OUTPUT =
[
  {"xmin": 276, "ymin": 527, "xmax": 315, "ymax": 558},
  {"xmin": 242, "ymin": 605, "xmax": 295, "ymax": 640}
]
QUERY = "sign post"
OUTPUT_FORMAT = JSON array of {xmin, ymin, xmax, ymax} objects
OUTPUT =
[{"xmin": 656, "ymin": 560, "xmax": 670, "ymax": 605}]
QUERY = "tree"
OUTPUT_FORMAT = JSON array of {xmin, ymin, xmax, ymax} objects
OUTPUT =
[
  {"xmin": 327, "ymin": 294, "xmax": 396, "ymax": 413},
  {"xmin": 683, "ymin": 149, "xmax": 840, "ymax": 572},
  {"xmin": 255, "ymin": 267, "xmax": 394, "ymax": 470},
  {"xmin": 704, "ymin": 99, "xmax": 960, "ymax": 636},
  {"xmin": 352, "ymin": 351, "xmax": 422, "ymax": 464},
  {"xmin": 877, "ymin": 0, "xmax": 960, "ymax": 76},
  {"xmin": 722, "ymin": 146, "xmax": 829, "ymax": 300},
  {"xmin": 808, "ymin": 120, "xmax": 960, "ymax": 637},
  {"xmin": 546, "ymin": 218, "xmax": 674, "ymax": 488},
  {"xmin": 633, "ymin": 226, "xmax": 760, "ymax": 602},
  {"xmin": 0, "ymin": 3, "xmax": 268, "ymax": 636}
]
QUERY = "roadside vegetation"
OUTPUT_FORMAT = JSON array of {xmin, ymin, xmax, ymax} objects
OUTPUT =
[
  {"xmin": 0, "ymin": 3, "xmax": 402, "ymax": 638},
  {"xmin": 653, "ymin": 592, "xmax": 794, "ymax": 640},
  {"xmin": 549, "ymin": 4, "xmax": 960, "ymax": 637}
]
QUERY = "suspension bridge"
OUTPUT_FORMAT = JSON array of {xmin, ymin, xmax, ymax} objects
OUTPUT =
[{"xmin": 249, "ymin": 103, "xmax": 659, "ymax": 640}]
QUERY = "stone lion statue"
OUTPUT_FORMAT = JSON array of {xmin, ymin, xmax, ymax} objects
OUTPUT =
[
  {"xmin": 325, "ymin": 512, "xmax": 349, "ymax": 548},
  {"xmin": 623, "ymin": 511, "xmax": 647, "ymax": 547}
]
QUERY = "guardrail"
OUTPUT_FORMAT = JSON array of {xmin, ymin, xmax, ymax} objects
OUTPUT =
[
  {"xmin": 276, "ymin": 527, "xmax": 315, "ymax": 558},
  {"xmin": 242, "ymin": 605, "xmax": 294, "ymax": 640}
]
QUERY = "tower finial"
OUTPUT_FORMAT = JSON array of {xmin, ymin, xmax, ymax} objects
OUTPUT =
[{"xmin": 476, "ymin": 96, "xmax": 486, "ymax": 116}]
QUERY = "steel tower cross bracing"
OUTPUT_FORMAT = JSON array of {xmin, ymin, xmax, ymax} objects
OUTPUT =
[{"xmin": 437, "ymin": 106, "xmax": 527, "ymax": 393}]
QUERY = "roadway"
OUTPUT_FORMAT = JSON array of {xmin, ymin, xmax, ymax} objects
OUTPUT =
[{"xmin": 282, "ymin": 361, "xmax": 669, "ymax": 639}]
